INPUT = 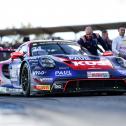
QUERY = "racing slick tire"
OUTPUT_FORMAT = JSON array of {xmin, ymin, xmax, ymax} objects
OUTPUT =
[{"xmin": 20, "ymin": 63, "xmax": 31, "ymax": 97}]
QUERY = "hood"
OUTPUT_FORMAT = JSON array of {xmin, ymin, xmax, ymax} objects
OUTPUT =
[
  {"xmin": 52, "ymin": 54, "xmax": 113, "ymax": 70},
  {"xmin": 53, "ymin": 54, "xmax": 101, "ymax": 61}
]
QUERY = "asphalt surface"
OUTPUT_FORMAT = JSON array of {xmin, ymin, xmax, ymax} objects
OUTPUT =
[{"xmin": 0, "ymin": 94, "xmax": 126, "ymax": 126}]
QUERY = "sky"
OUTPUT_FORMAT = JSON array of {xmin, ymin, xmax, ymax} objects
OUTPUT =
[{"xmin": 1, "ymin": 0, "xmax": 126, "ymax": 41}]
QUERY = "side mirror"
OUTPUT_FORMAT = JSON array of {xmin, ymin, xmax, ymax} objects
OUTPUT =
[
  {"xmin": 102, "ymin": 51, "xmax": 113, "ymax": 56},
  {"xmin": 11, "ymin": 52, "xmax": 24, "ymax": 59}
]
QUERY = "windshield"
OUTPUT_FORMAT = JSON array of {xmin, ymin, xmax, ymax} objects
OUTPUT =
[{"xmin": 30, "ymin": 42, "xmax": 90, "ymax": 56}]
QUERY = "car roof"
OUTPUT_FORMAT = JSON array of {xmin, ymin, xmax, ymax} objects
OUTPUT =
[{"xmin": 25, "ymin": 40, "xmax": 76, "ymax": 45}]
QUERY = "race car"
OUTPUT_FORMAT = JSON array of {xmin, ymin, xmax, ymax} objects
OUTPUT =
[
  {"xmin": 0, "ymin": 48, "xmax": 15, "ymax": 93},
  {"xmin": 3, "ymin": 40, "xmax": 126, "ymax": 96}
]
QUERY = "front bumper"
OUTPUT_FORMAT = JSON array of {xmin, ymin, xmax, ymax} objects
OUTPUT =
[
  {"xmin": 63, "ymin": 78, "xmax": 126, "ymax": 93},
  {"xmin": 32, "ymin": 77, "xmax": 126, "ymax": 94}
]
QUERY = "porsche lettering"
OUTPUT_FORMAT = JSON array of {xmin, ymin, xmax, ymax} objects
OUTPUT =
[{"xmin": 69, "ymin": 56, "xmax": 88, "ymax": 60}]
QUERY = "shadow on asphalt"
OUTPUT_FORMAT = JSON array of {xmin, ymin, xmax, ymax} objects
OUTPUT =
[{"xmin": 0, "ymin": 92, "xmax": 125, "ymax": 98}]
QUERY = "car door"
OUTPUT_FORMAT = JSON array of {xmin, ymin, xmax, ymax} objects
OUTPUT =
[{"xmin": 9, "ymin": 44, "xmax": 28, "ymax": 86}]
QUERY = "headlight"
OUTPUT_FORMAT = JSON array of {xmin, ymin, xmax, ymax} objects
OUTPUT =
[
  {"xmin": 39, "ymin": 58, "xmax": 55, "ymax": 68},
  {"xmin": 116, "ymin": 57, "xmax": 126, "ymax": 68}
]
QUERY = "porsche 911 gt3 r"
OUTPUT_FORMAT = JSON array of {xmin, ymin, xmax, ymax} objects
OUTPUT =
[{"xmin": 4, "ymin": 40, "xmax": 126, "ymax": 96}]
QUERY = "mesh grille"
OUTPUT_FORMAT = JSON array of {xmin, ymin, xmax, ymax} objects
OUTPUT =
[{"xmin": 65, "ymin": 80, "xmax": 126, "ymax": 92}]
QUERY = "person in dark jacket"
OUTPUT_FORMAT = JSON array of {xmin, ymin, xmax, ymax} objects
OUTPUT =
[
  {"xmin": 77, "ymin": 26, "xmax": 109, "ymax": 55},
  {"xmin": 102, "ymin": 30, "xmax": 112, "ymax": 50}
]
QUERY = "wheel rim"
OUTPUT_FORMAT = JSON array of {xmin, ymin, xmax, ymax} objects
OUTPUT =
[{"xmin": 21, "ymin": 67, "xmax": 28, "ymax": 91}]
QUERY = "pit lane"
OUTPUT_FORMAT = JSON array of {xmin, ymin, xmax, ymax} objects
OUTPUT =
[{"xmin": 0, "ymin": 94, "xmax": 126, "ymax": 126}]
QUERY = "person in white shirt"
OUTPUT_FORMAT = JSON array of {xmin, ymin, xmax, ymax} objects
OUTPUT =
[{"xmin": 112, "ymin": 26, "xmax": 126, "ymax": 58}]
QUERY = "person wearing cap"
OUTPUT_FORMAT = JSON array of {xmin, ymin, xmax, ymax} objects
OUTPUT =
[
  {"xmin": 77, "ymin": 26, "xmax": 109, "ymax": 55},
  {"xmin": 112, "ymin": 26, "xmax": 126, "ymax": 58}
]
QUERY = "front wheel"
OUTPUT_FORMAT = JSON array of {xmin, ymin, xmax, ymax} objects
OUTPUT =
[{"xmin": 20, "ymin": 63, "xmax": 31, "ymax": 96}]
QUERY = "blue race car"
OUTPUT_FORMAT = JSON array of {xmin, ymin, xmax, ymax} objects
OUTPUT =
[{"xmin": 6, "ymin": 40, "xmax": 126, "ymax": 96}]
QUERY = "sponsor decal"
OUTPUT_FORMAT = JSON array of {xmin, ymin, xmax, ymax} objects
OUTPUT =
[
  {"xmin": 32, "ymin": 71, "xmax": 45, "ymax": 76},
  {"xmin": 118, "ymin": 39, "xmax": 126, "ymax": 55},
  {"xmin": 40, "ymin": 78, "xmax": 53, "ymax": 82},
  {"xmin": 53, "ymin": 84, "xmax": 62, "ymax": 89},
  {"xmin": 29, "ymin": 59, "xmax": 38, "ymax": 62},
  {"xmin": 32, "ymin": 46, "xmax": 48, "ymax": 55},
  {"xmin": 35, "ymin": 85, "xmax": 50, "ymax": 91},
  {"xmin": 87, "ymin": 71, "xmax": 110, "ymax": 78},
  {"xmin": 32, "ymin": 46, "xmax": 44, "ymax": 52},
  {"xmin": 8, "ymin": 88, "xmax": 22, "ymax": 93},
  {"xmin": 72, "ymin": 60, "xmax": 111, "ymax": 66},
  {"xmin": 55, "ymin": 70, "xmax": 72, "ymax": 77},
  {"xmin": 34, "ymin": 66, "xmax": 42, "ymax": 70},
  {"xmin": 59, "ymin": 67, "xmax": 69, "ymax": 70},
  {"xmin": 31, "ymin": 63, "xmax": 38, "ymax": 65},
  {"xmin": 120, "ymin": 47, "xmax": 126, "ymax": 50},
  {"xmin": 29, "ymin": 57, "xmax": 39, "ymax": 60}
]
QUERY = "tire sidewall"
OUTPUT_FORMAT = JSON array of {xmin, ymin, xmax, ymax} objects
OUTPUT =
[{"xmin": 21, "ymin": 63, "xmax": 31, "ymax": 96}]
